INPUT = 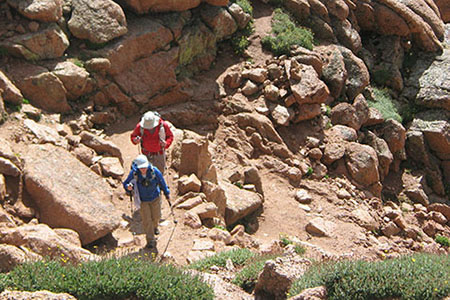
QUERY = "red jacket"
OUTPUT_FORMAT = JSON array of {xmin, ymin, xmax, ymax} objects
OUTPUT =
[{"xmin": 130, "ymin": 119, "xmax": 174, "ymax": 154}]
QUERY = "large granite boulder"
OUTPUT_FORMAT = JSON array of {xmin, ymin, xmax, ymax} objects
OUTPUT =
[
  {"xmin": 7, "ymin": 0, "xmax": 63, "ymax": 22},
  {"xmin": 0, "ymin": 23, "xmax": 69, "ymax": 60},
  {"xmin": 7, "ymin": 63, "xmax": 71, "ymax": 113},
  {"xmin": 223, "ymin": 181, "xmax": 263, "ymax": 225},
  {"xmin": 0, "ymin": 70, "xmax": 23, "ymax": 105},
  {"xmin": 68, "ymin": 0, "xmax": 127, "ymax": 44},
  {"xmin": 23, "ymin": 144, "xmax": 121, "ymax": 245}
]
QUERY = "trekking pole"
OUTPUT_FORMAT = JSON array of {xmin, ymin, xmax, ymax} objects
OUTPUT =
[
  {"xmin": 128, "ymin": 191, "xmax": 133, "ymax": 218},
  {"xmin": 165, "ymin": 197, "xmax": 177, "ymax": 224}
]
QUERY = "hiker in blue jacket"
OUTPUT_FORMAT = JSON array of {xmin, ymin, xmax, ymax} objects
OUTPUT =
[{"xmin": 123, "ymin": 155, "xmax": 170, "ymax": 250}]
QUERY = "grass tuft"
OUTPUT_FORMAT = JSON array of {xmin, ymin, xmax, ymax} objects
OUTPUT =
[
  {"xmin": 188, "ymin": 248, "xmax": 254, "ymax": 272},
  {"xmin": 289, "ymin": 253, "xmax": 450, "ymax": 300},
  {"xmin": 261, "ymin": 8, "xmax": 314, "ymax": 56}
]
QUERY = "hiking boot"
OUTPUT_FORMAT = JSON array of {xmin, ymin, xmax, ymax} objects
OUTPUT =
[
  {"xmin": 154, "ymin": 228, "xmax": 160, "ymax": 235},
  {"xmin": 145, "ymin": 240, "xmax": 157, "ymax": 249}
]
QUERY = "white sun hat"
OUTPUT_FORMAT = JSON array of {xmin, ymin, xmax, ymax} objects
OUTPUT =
[
  {"xmin": 134, "ymin": 154, "xmax": 149, "ymax": 169},
  {"xmin": 140, "ymin": 111, "xmax": 160, "ymax": 129}
]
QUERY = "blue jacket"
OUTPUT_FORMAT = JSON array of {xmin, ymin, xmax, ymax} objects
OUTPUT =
[{"xmin": 123, "ymin": 165, "xmax": 169, "ymax": 202}]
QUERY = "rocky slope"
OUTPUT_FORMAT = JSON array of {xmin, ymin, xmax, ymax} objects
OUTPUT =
[{"xmin": 0, "ymin": 0, "xmax": 449, "ymax": 298}]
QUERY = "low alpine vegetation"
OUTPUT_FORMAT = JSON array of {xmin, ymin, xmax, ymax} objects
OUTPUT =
[
  {"xmin": 0, "ymin": 257, "xmax": 214, "ymax": 300},
  {"xmin": 262, "ymin": 8, "xmax": 314, "ymax": 56},
  {"xmin": 289, "ymin": 253, "xmax": 449, "ymax": 300},
  {"xmin": 232, "ymin": 253, "xmax": 280, "ymax": 292},
  {"xmin": 365, "ymin": 87, "xmax": 402, "ymax": 123},
  {"xmin": 188, "ymin": 248, "xmax": 255, "ymax": 272}
]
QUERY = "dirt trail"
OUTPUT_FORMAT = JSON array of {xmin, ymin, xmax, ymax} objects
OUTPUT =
[{"xmin": 103, "ymin": 1, "xmax": 377, "ymax": 264}]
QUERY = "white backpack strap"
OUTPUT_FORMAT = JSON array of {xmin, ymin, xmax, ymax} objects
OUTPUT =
[{"xmin": 159, "ymin": 122, "xmax": 166, "ymax": 144}]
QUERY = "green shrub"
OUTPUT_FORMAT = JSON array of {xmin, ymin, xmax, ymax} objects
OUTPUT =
[
  {"xmin": 305, "ymin": 167, "xmax": 313, "ymax": 177},
  {"xmin": 22, "ymin": 98, "xmax": 30, "ymax": 104},
  {"xmin": 230, "ymin": 22, "xmax": 254, "ymax": 55},
  {"xmin": 294, "ymin": 244, "xmax": 306, "ymax": 255},
  {"xmin": 232, "ymin": 254, "xmax": 279, "ymax": 291},
  {"xmin": 435, "ymin": 235, "xmax": 450, "ymax": 247},
  {"xmin": 289, "ymin": 253, "xmax": 450, "ymax": 300},
  {"xmin": 189, "ymin": 249, "xmax": 255, "ymax": 272},
  {"xmin": 366, "ymin": 87, "xmax": 402, "ymax": 123},
  {"xmin": 1, "ymin": 257, "xmax": 214, "ymax": 300},
  {"xmin": 261, "ymin": 8, "xmax": 314, "ymax": 56}
]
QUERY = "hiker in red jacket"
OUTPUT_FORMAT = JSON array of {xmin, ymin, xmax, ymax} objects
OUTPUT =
[{"xmin": 130, "ymin": 111, "xmax": 174, "ymax": 175}]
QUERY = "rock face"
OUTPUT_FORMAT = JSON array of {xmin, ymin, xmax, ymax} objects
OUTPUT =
[
  {"xmin": 0, "ymin": 290, "xmax": 77, "ymax": 300},
  {"xmin": 68, "ymin": 0, "xmax": 128, "ymax": 44},
  {"xmin": 120, "ymin": 0, "xmax": 229, "ymax": 14},
  {"xmin": 403, "ymin": 49, "xmax": 450, "ymax": 111},
  {"xmin": 1, "ymin": 23, "xmax": 69, "ymax": 60},
  {"xmin": 8, "ymin": 63, "xmax": 71, "ymax": 113},
  {"xmin": 23, "ymin": 144, "xmax": 120, "ymax": 245}
]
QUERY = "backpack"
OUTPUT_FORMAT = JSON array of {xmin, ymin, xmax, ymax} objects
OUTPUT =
[{"xmin": 139, "ymin": 111, "xmax": 166, "ymax": 146}]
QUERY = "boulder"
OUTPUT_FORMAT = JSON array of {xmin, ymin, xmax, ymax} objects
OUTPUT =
[
  {"xmin": 322, "ymin": 142, "xmax": 345, "ymax": 165},
  {"xmin": 408, "ymin": 110, "xmax": 450, "ymax": 161},
  {"xmin": 293, "ymin": 104, "xmax": 322, "ymax": 122},
  {"xmin": 404, "ymin": 49, "xmax": 450, "ymax": 111},
  {"xmin": 0, "ymin": 23, "xmax": 69, "ymax": 60},
  {"xmin": 7, "ymin": 0, "xmax": 63, "ymax": 22},
  {"xmin": 352, "ymin": 208, "xmax": 379, "ymax": 231},
  {"xmin": 271, "ymin": 104, "xmax": 294, "ymax": 126},
  {"xmin": 345, "ymin": 142, "xmax": 380, "ymax": 186},
  {"xmin": 286, "ymin": 61, "xmax": 329, "ymax": 105},
  {"xmin": 190, "ymin": 202, "xmax": 218, "ymax": 220},
  {"xmin": 255, "ymin": 256, "xmax": 311, "ymax": 300},
  {"xmin": 331, "ymin": 18, "xmax": 361, "ymax": 53},
  {"xmin": 68, "ymin": 0, "xmax": 127, "ymax": 44},
  {"xmin": 23, "ymin": 119, "xmax": 64, "ymax": 146},
  {"xmin": 52, "ymin": 61, "xmax": 90, "ymax": 100},
  {"xmin": 105, "ymin": 18, "xmax": 173, "ymax": 76},
  {"xmin": 0, "ymin": 157, "xmax": 21, "ymax": 177},
  {"xmin": 232, "ymin": 112, "xmax": 283, "ymax": 144},
  {"xmin": 289, "ymin": 286, "xmax": 327, "ymax": 300},
  {"xmin": 0, "ymin": 70, "xmax": 23, "ymax": 105},
  {"xmin": 200, "ymin": 6, "xmax": 237, "ymax": 41},
  {"xmin": 338, "ymin": 46, "xmax": 369, "ymax": 100},
  {"xmin": 120, "ymin": 0, "xmax": 228, "ymax": 14},
  {"xmin": 330, "ymin": 102, "xmax": 360, "ymax": 130},
  {"xmin": 316, "ymin": 45, "xmax": 347, "ymax": 99},
  {"xmin": 326, "ymin": 125, "xmax": 357, "ymax": 142},
  {"xmin": 223, "ymin": 181, "xmax": 262, "ymax": 225},
  {"xmin": 406, "ymin": 130, "xmax": 445, "ymax": 196},
  {"xmin": 208, "ymin": 227, "xmax": 232, "ymax": 244},
  {"xmin": 178, "ymin": 173, "xmax": 202, "ymax": 195},
  {"xmin": 0, "ymin": 223, "xmax": 94, "ymax": 261},
  {"xmin": 8, "ymin": 63, "xmax": 70, "ymax": 113},
  {"xmin": 227, "ymin": 3, "xmax": 251, "ymax": 29},
  {"xmin": 98, "ymin": 156, "xmax": 124, "ymax": 179},
  {"xmin": 363, "ymin": 131, "xmax": 393, "ymax": 180},
  {"xmin": 80, "ymin": 131, "xmax": 123, "ymax": 162},
  {"xmin": 72, "ymin": 143, "xmax": 96, "ymax": 166},
  {"xmin": 23, "ymin": 144, "xmax": 120, "ymax": 245},
  {"xmin": 305, "ymin": 217, "xmax": 336, "ymax": 237},
  {"xmin": 177, "ymin": 134, "xmax": 212, "ymax": 179},
  {"xmin": 0, "ymin": 244, "xmax": 30, "ymax": 272}
]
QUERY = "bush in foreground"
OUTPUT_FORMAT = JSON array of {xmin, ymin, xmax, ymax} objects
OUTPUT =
[
  {"xmin": 0, "ymin": 257, "xmax": 214, "ymax": 300},
  {"xmin": 289, "ymin": 253, "xmax": 449, "ymax": 300},
  {"xmin": 188, "ymin": 248, "xmax": 255, "ymax": 272}
]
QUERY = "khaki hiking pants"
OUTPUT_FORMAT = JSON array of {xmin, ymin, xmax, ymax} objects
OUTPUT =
[
  {"xmin": 146, "ymin": 152, "xmax": 166, "ymax": 175},
  {"xmin": 140, "ymin": 197, "xmax": 161, "ymax": 244}
]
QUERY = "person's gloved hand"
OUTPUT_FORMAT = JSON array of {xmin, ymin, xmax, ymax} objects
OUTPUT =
[{"xmin": 132, "ymin": 136, "xmax": 141, "ymax": 144}]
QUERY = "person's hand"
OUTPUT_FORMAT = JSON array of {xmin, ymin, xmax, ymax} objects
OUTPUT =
[
  {"xmin": 132, "ymin": 136, "xmax": 141, "ymax": 144},
  {"xmin": 127, "ymin": 184, "xmax": 133, "ymax": 191}
]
